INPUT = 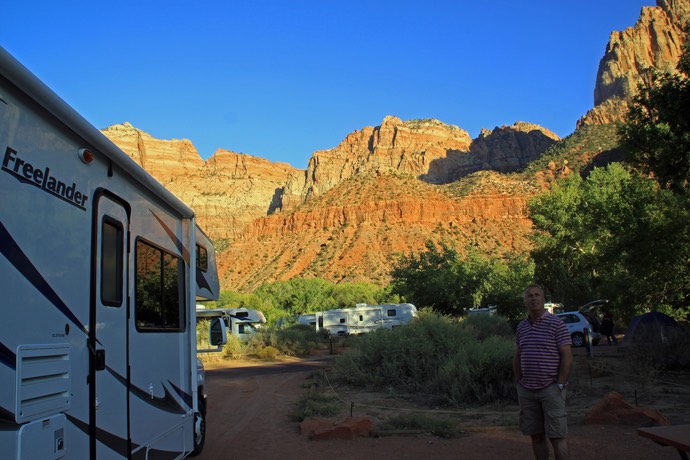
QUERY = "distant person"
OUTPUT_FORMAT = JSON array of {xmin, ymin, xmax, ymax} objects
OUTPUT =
[
  {"xmin": 514, "ymin": 285, "xmax": 573, "ymax": 460},
  {"xmin": 600, "ymin": 312, "xmax": 618, "ymax": 345}
]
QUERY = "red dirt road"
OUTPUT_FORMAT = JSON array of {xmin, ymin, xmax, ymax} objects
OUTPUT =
[{"xmin": 196, "ymin": 357, "xmax": 680, "ymax": 460}]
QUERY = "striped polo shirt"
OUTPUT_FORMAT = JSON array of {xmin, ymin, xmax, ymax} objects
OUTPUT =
[{"xmin": 515, "ymin": 310, "xmax": 571, "ymax": 389}]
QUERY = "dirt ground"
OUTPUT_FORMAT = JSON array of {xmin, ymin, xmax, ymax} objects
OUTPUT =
[{"xmin": 196, "ymin": 345, "xmax": 690, "ymax": 460}]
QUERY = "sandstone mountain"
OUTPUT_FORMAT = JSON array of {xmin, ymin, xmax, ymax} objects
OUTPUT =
[
  {"xmin": 578, "ymin": 0, "xmax": 689, "ymax": 128},
  {"xmin": 282, "ymin": 117, "xmax": 559, "ymax": 210},
  {"xmin": 104, "ymin": 122, "xmax": 301, "ymax": 240},
  {"xmin": 101, "ymin": 0, "xmax": 688, "ymax": 292},
  {"xmin": 104, "ymin": 117, "xmax": 558, "ymax": 243}
]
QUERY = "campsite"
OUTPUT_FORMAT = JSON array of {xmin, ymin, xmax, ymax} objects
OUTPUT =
[
  {"xmin": 196, "ymin": 335, "xmax": 690, "ymax": 460},
  {"xmin": 194, "ymin": 309, "xmax": 690, "ymax": 459}
]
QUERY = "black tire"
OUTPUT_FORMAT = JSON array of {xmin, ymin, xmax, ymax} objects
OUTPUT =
[
  {"xmin": 190, "ymin": 396, "xmax": 206, "ymax": 457},
  {"xmin": 571, "ymin": 332, "xmax": 585, "ymax": 348}
]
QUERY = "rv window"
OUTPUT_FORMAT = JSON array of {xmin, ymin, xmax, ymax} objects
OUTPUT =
[
  {"xmin": 196, "ymin": 244, "xmax": 208, "ymax": 271},
  {"xmin": 101, "ymin": 218, "xmax": 123, "ymax": 307},
  {"xmin": 339, "ymin": 318, "xmax": 345, "ymax": 324},
  {"xmin": 387, "ymin": 309, "xmax": 396, "ymax": 316},
  {"xmin": 135, "ymin": 239, "xmax": 185, "ymax": 332},
  {"xmin": 236, "ymin": 312, "xmax": 248, "ymax": 318}
]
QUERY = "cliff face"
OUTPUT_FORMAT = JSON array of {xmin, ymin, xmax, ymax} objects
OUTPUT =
[
  {"xmin": 283, "ymin": 116, "xmax": 558, "ymax": 210},
  {"xmin": 579, "ymin": 0, "xmax": 689, "ymax": 128},
  {"xmin": 102, "ymin": 122, "xmax": 205, "ymax": 178},
  {"xmin": 104, "ymin": 123, "xmax": 301, "ymax": 240},
  {"xmin": 218, "ymin": 174, "xmax": 536, "ymax": 290},
  {"xmin": 103, "ymin": 116, "xmax": 556, "ymax": 245}
]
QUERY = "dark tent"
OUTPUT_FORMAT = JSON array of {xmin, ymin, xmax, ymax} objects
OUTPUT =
[{"xmin": 623, "ymin": 312, "xmax": 690, "ymax": 346}]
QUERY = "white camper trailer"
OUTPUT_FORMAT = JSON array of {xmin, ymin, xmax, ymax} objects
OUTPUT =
[
  {"xmin": 298, "ymin": 303, "xmax": 417, "ymax": 336},
  {"xmin": 197, "ymin": 307, "xmax": 267, "ymax": 340},
  {"xmin": 0, "ymin": 47, "xmax": 226, "ymax": 459}
]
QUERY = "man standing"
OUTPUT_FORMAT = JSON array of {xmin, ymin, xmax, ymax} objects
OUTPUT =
[{"xmin": 513, "ymin": 285, "xmax": 573, "ymax": 460}]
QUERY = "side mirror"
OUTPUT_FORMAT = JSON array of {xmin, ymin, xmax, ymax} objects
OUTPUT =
[
  {"xmin": 210, "ymin": 317, "xmax": 227, "ymax": 346},
  {"xmin": 198, "ymin": 317, "xmax": 227, "ymax": 353}
]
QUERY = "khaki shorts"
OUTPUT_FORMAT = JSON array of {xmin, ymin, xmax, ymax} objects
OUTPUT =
[{"xmin": 516, "ymin": 383, "xmax": 568, "ymax": 438}]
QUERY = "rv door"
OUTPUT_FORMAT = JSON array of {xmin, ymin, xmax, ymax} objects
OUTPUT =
[{"xmin": 91, "ymin": 190, "xmax": 130, "ymax": 457}]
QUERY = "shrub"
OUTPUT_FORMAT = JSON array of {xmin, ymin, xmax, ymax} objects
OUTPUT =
[
  {"xmin": 222, "ymin": 335, "xmax": 246, "ymax": 360},
  {"xmin": 255, "ymin": 345, "xmax": 279, "ymax": 360},
  {"xmin": 246, "ymin": 325, "xmax": 323, "ymax": 358},
  {"xmin": 332, "ymin": 313, "xmax": 515, "ymax": 405}
]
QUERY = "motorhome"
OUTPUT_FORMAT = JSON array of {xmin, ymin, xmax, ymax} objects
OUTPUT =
[
  {"xmin": 197, "ymin": 307, "xmax": 267, "ymax": 340},
  {"xmin": 0, "ymin": 46, "xmax": 226, "ymax": 459},
  {"xmin": 298, "ymin": 303, "xmax": 417, "ymax": 336}
]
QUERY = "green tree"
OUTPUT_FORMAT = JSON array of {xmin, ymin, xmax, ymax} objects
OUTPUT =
[
  {"xmin": 252, "ymin": 278, "xmax": 392, "ymax": 318},
  {"xmin": 390, "ymin": 241, "xmax": 533, "ymax": 319},
  {"xmin": 529, "ymin": 163, "xmax": 690, "ymax": 319},
  {"xmin": 254, "ymin": 278, "xmax": 333, "ymax": 315},
  {"xmin": 619, "ymin": 37, "xmax": 690, "ymax": 192}
]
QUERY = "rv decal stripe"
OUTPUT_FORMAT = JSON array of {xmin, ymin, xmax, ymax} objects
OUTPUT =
[
  {"xmin": 167, "ymin": 380, "xmax": 193, "ymax": 409},
  {"xmin": 196, "ymin": 267, "xmax": 214, "ymax": 296},
  {"xmin": 0, "ymin": 221, "xmax": 89, "ymax": 335},
  {"xmin": 150, "ymin": 210, "xmax": 190, "ymax": 264},
  {"xmin": 0, "ymin": 342, "xmax": 16, "ymax": 370},
  {"xmin": 2, "ymin": 147, "xmax": 89, "ymax": 211},
  {"xmin": 106, "ymin": 366, "xmax": 186, "ymax": 414},
  {"xmin": 67, "ymin": 413, "xmax": 182, "ymax": 460},
  {"xmin": 65, "ymin": 414, "xmax": 131, "ymax": 457}
]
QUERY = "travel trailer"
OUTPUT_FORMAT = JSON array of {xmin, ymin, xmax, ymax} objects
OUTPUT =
[
  {"xmin": 0, "ymin": 46, "xmax": 226, "ymax": 459},
  {"xmin": 298, "ymin": 303, "xmax": 417, "ymax": 336},
  {"xmin": 467, "ymin": 305, "xmax": 498, "ymax": 315},
  {"xmin": 197, "ymin": 307, "xmax": 267, "ymax": 340}
]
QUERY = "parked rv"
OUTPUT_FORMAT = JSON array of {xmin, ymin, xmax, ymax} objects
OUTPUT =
[
  {"xmin": 298, "ymin": 303, "xmax": 417, "ymax": 336},
  {"xmin": 197, "ymin": 307, "xmax": 267, "ymax": 340},
  {"xmin": 0, "ymin": 46, "xmax": 226, "ymax": 459},
  {"xmin": 467, "ymin": 305, "xmax": 498, "ymax": 315}
]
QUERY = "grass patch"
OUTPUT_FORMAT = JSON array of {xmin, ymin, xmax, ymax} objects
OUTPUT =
[
  {"xmin": 379, "ymin": 413, "xmax": 462, "ymax": 439},
  {"xmin": 291, "ymin": 372, "xmax": 343, "ymax": 422}
]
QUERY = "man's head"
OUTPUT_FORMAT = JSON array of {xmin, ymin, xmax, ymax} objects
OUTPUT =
[{"xmin": 523, "ymin": 284, "xmax": 545, "ymax": 315}]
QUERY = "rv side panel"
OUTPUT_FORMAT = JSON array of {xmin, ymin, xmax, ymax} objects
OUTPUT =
[{"xmin": 0, "ymin": 46, "xmax": 216, "ymax": 459}]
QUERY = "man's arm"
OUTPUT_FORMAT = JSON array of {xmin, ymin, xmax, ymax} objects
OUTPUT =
[{"xmin": 557, "ymin": 344, "xmax": 573, "ymax": 385}]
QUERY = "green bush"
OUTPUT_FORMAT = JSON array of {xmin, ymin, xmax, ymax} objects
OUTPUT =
[
  {"xmin": 247, "ymin": 325, "xmax": 323, "ymax": 358},
  {"xmin": 332, "ymin": 313, "xmax": 515, "ymax": 405}
]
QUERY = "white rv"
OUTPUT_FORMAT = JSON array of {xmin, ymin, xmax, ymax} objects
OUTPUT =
[
  {"xmin": 298, "ymin": 303, "xmax": 417, "ymax": 336},
  {"xmin": 197, "ymin": 307, "xmax": 267, "ymax": 340},
  {"xmin": 0, "ymin": 47, "xmax": 226, "ymax": 459}
]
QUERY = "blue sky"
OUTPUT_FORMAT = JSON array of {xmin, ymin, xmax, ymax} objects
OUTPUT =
[{"xmin": 3, "ymin": 1, "xmax": 652, "ymax": 168}]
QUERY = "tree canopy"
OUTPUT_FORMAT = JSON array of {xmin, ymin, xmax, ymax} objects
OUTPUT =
[{"xmin": 389, "ymin": 241, "xmax": 533, "ymax": 320}]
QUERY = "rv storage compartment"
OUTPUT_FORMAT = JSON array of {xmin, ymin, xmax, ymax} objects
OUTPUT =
[
  {"xmin": 17, "ymin": 413, "xmax": 67, "ymax": 459},
  {"xmin": 16, "ymin": 344, "xmax": 71, "ymax": 423}
]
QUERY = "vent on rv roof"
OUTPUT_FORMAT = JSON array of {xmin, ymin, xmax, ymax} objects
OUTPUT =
[{"xmin": 15, "ymin": 344, "xmax": 71, "ymax": 423}]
